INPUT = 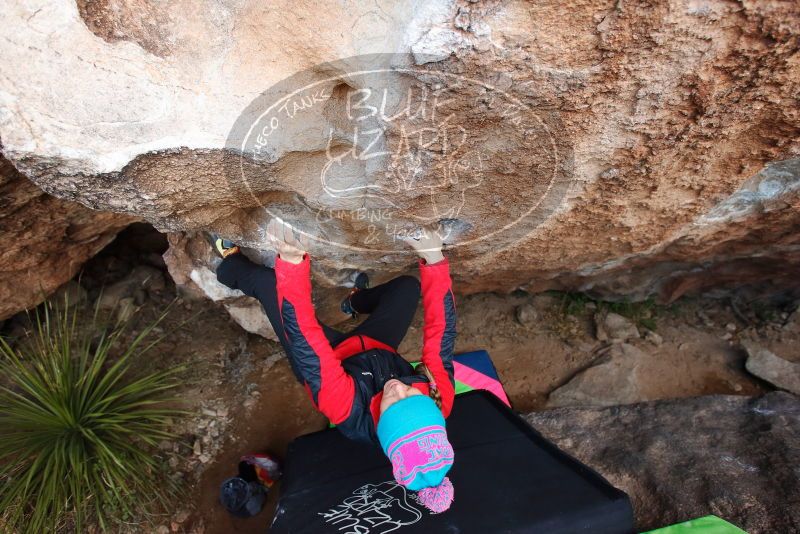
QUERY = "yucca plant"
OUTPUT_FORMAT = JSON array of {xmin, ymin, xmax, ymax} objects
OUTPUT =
[{"xmin": 0, "ymin": 299, "xmax": 185, "ymax": 533}]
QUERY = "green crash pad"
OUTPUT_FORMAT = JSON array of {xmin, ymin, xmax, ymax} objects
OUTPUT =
[{"xmin": 643, "ymin": 515, "xmax": 748, "ymax": 534}]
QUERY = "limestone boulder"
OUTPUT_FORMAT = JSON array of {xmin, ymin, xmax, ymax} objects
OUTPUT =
[
  {"xmin": 547, "ymin": 343, "xmax": 647, "ymax": 408},
  {"xmin": 0, "ymin": 155, "xmax": 134, "ymax": 320},
  {"xmin": 163, "ymin": 232, "xmax": 351, "ymax": 340},
  {"xmin": 527, "ymin": 392, "xmax": 800, "ymax": 533},
  {"xmin": 0, "ymin": 0, "xmax": 799, "ymax": 304},
  {"xmin": 742, "ymin": 342, "xmax": 800, "ymax": 395},
  {"xmin": 162, "ymin": 232, "xmax": 279, "ymax": 340}
]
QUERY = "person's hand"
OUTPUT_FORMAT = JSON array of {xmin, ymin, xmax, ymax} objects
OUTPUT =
[
  {"xmin": 402, "ymin": 227, "xmax": 445, "ymax": 264},
  {"xmin": 265, "ymin": 218, "xmax": 309, "ymax": 264}
]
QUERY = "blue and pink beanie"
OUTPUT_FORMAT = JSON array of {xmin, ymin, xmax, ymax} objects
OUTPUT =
[{"xmin": 377, "ymin": 395, "xmax": 455, "ymax": 513}]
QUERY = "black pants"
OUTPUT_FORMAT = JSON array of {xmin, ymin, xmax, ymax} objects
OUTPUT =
[{"xmin": 216, "ymin": 254, "xmax": 420, "ymax": 359}]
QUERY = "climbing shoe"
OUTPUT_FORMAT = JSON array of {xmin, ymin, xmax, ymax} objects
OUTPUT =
[
  {"xmin": 205, "ymin": 232, "xmax": 240, "ymax": 258},
  {"xmin": 340, "ymin": 272, "xmax": 370, "ymax": 319}
]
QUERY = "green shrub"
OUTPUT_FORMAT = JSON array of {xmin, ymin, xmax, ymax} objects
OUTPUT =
[
  {"xmin": 0, "ymin": 301, "xmax": 184, "ymax": 533},
  {"xmin": 556, "ymin": 291, "xmax": 592, "ymax": 317},
  {"xmin": 555, "ymin": 291, "xmax": 660, "ymax": 331}
]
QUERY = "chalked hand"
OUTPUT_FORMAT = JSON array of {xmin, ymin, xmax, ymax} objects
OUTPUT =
[
  {"xmin": 266, "ymin": 218, "xmax": 310, "ymax": 264},
  {"xmin": 402, "ymin": 227, "xmax": 445, "ymax": 265}
]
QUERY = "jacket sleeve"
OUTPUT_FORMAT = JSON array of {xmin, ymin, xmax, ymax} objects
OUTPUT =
[
  {"xmin": 419, "ymin": 257, "xmax": 457, "ymax": 417},
  {"xmin": 275, "ymin": 254, "xmax": 355, "ymax": 424}
]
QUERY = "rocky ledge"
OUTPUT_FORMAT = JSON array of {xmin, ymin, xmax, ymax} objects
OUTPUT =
[{"xmin": 527, "ymin": 392, "xmax": 800, "ymax": 533}]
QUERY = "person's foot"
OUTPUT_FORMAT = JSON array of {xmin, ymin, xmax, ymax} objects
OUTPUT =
[
  {"xmin": 340, "ymin": 272, "xmax": 369, "ymax": 318},
  {"xmin": 205, "ymin": 232, "xmax": 240, "ymax": 258}
]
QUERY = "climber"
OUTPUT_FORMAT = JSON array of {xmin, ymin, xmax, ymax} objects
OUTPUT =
[{"xmin": 208, "ymin": 219, "xmax": 457, "ymax": 513}]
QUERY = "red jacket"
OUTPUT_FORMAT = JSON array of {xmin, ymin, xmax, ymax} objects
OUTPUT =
[{"xmin": 275, "ymin": 255, "xmax": 457, "ymax": 443}]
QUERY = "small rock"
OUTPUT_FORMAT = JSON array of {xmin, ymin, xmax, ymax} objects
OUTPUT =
[
  {"xmin": 216, "ymin": 406, "xmax": 229, "ymax": 417},
  {"xmin": 733, "ymin": 383, "xmax": 743, "ymax": 392},
  {"xmin": 600, "ymin": 167, "xmax": 620, "ymax": 180},
  {"xmin": 454, "ymin": 7, "xmax": 470, "ymax": 30},
  {"xmin": 243, "ymin": 398, "xmax": 257, "ymax": 409},
  {"xmin": 192, "ymin": 440, "xmax": 202, "ymax": 456},
  {"xmin": 225, "ymin": 301, "xmax": 279, "ymax": 340},
  {"xmin": 158, "ymin": 440, "xmax": 173, "ymax": 451},
  {"xmin": 783, "ymin": 310, "xmax": 800, "ymax": 333},
  {"xmin": 156, "ymin": 526, "xmax": 170, "ymax": 534},
  {"xmin": 725, "ymin": 322, "xmax": 737, "ymax": 333},
  {"xmin": 515, "ymin": 303, "xmax": 538, "ymax": 327},
  {"xmin": 721, "ymin": 332, "xmax": 733, "ymax": 341},
  {"xmin": 168, "ymin": 456, "xmax": 179, "ymax": 469},
  {"xmin": 201, "ymin": 408, "xmax": 217, "ymax": 417},
  {"xmin": 115, "ymin": 297, "xmax": 136, "ymax": 323},
  {"xmin": 644, "ymin": 330, "xmax": 663, "ymax": 346},
  {"xmin": 595, "ymin": 312, "xmax": 640, "ymax": 342},
  {"xmin": 696, "ymin": 310, "xmax": 714, "ymax": 328},
  {"xmin": 199, "ymin": 454, "xmax": 211, "ymax": 464},
  {"xmin": 742, "ymin": 342, "xmax": 800, "ymax": 395}
]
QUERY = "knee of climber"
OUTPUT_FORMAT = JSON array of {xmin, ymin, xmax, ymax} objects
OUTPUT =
[
  {"xmin": 215, "ymin": 255, "xmax": 238, "ymax": 289},
  {"xmin": 394, "ymin": 275, "xmax": 421, "ymax": 299}
]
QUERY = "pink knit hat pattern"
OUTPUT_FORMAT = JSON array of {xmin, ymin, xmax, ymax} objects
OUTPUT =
[{"xmin": 416, "ymin": 476, "xmax": 454, "ymax": 513}]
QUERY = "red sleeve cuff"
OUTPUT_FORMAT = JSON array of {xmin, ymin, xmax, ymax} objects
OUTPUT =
[
  {"xmin": 276, "ymin": 253, "xmax": 310, "ymax": 271},
  {"xmin": 419, "ymin": 256, "xmax": 449, "ymax": 268},
  {"xmin": 275, "ymin": 253, "xmax": 311, "ymax": 294}
]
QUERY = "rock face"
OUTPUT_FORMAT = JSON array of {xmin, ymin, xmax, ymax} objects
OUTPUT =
[
  {"xmin": 163, "ymin": 233, "xmax": 279, "ymax": 340},
  {"xmin": 0, "ymin": 155, "xmax": 134, "ymax": 320},
  {"xmin": 743, "ymin": 342, "xmax": 800, "ymax": 395},
  {"xmin": 527, "ymin": 392, "xmax": 800, "ymax": 533},
  {"xmin": 547, "ymin": 343, "xmax": 646, "ymax": 408},
  {"xmin": 1, "ymin": 1, "xmax": 799, "ymax": 303},
  {"xmin": 163, "ymin": 232, "xmax": 348, "ymax": 339}
]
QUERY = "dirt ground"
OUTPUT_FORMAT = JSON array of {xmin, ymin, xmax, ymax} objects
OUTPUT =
[{"xmin": 3, "ymin": 224, "xmax": 797, "ymax": 533}]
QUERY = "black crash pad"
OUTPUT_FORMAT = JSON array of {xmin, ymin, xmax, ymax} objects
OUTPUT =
[{"xmin": 270, "ymin": 390, "xmax": 634, "ymax": 534}]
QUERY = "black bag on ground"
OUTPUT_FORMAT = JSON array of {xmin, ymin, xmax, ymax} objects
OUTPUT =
[
  {"xmin": 219, "ymin": 476, "xmax": 266, "ymax": 518},
  {"xmin": 270, "ymin": 390, "xmax": 635, "ymax": 533}
]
